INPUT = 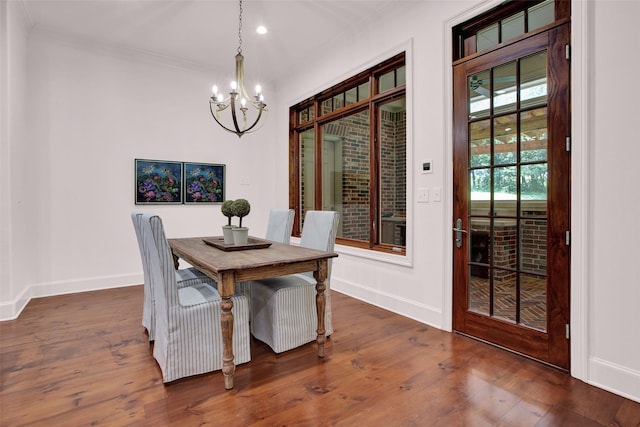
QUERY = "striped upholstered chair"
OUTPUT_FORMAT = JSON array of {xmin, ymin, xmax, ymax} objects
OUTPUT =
[
  {"xmin": 143, "ymin": 213, "xmax": 251, "ymax": 382},
  {"xmin": 131, "ymin": 211, "xmax": 214, "ymax": 341},
  {"xmin": 249, "ymin": 210, "xmax": 339, "ymax": 353}
]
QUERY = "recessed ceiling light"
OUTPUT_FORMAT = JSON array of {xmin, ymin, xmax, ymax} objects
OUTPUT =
[{"xmin": 256, "ymin": 25, "xmax": 267, "ymax": 35}]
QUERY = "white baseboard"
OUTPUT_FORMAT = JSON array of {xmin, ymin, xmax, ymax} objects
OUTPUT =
[
  {"xmin": 0, "ymin": 287, "xmax": 33, "ymax": 321},
  {"xmin": 0, "ymin": 273, "xmax": 142, "ymax": 320},
  {"xmin": 332, "ymin": 277, "xmax": 443, "ymax": 329},
  {"xmin": 588, "ymin": 357, "xmax": 640, "ymax": 404}
]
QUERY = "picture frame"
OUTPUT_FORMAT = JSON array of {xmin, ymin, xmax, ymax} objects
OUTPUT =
[
  {"xmin": 183, "ymin": 162, "xmax": 225, "ymax": 204},
  {"xmin": 134, "ymin": 159, "xmax": 183, "ymax": 205}
]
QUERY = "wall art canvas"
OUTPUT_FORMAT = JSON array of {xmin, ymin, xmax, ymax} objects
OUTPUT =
[
  {"xmin": 135, "ymin": 159, "xmax": 183, "ymax": 204},
  {"xmin": 183, "ymin": 162, "xmax": 225, "ymax": 204}
]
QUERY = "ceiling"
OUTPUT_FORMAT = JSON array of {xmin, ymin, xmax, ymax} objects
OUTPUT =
[{"xmin": 19, "ymin": 0, "xmax": 415, "ymax": 88}]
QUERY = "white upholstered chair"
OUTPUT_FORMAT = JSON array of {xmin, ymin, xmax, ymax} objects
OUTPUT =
[
  {"xmin": 265, "ymin": 209, "xmax": 295, "ymax": 244},
  {"xmin": 236, "ymin": 208, "xmax": 294, "ymax": 300},
  {"xmin": 249, "ymin": 210, "xmax": 339, "ymax": 353},
  {"xmin": 143, "ymin": 213, "xmax": 251, "ymax": 382},
  {"xmin": 131, "ymin": 211, "xmax": 214, "ymax": 341}
]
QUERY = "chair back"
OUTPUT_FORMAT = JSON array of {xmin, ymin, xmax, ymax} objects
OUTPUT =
[
  {"xmin": 300, "ymin": 210, "xmax": 339, "ymax": 252},
  {"xmin": 131, "ymin": 212, "xmax": 151, "ymax": 286},
  {"xmin": 131, "ymin": 211, "xmax": 155, "ymax": 335},
  {"xmin": 300, "ymin": 210, "xmax": 339, "ymax": 278},
  {"xmin": 141, "ymin": 214, "xmax": 180, "ymax": 337},
  {"xmin": 265, "ymin": 209, "xmax": 295, "ymax": 244}
]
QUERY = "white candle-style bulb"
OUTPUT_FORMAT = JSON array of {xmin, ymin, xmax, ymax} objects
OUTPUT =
[
  {"xmin": 259, "ymin": 94, "xmax": 264, "ymax": 102},
  {"xmin": 230, "ymin": 81, "xmax": 237, "ymax": 90},
  {"xmin": 241, "ymin": 98, "xmax": 247, "ymax": 107},
  {"xmin": 212, "ymin": 85, "xmax": 218, "ymax": 95},
  {"xmin": 255, "ymin": 84, "xmax": 262, "ymax": 95}
]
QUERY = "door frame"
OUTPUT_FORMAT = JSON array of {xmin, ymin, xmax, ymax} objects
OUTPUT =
[{"xmin": 442, "ymin": 0, "xmax": 590, "ymax": 380}]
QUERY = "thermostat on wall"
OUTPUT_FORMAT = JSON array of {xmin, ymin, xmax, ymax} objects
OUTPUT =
[{"xmin": 422, "ymin": 159, "xmax": 433, "ymax": 174}]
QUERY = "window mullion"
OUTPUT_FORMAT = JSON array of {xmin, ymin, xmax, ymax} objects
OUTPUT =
[{"xmin": 370, "ymin": 100, "xmax": 379, "ymax": 249}]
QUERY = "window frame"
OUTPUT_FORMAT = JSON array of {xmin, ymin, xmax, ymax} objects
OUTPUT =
[
  {"xmin": 452, "ymin": 0, "xmax": 570, "ymax": 62},
  {"xmin": 289, "ymin": 53, "xmax": 407, "ymax": 255}
]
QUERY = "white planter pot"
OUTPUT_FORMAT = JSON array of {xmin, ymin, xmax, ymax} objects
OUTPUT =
[
  {"xmin": 222, "ymin": 225, "xmax": 235, "ymax": 244},
  {"xmin": 232, "ymin": 227, "xmax": 249, "ymax": 245}
]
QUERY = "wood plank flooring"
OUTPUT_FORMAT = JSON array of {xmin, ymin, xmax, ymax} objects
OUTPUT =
[{"xmin": 1, "ymin": 286, "xmax": 639, "ymax": 426}]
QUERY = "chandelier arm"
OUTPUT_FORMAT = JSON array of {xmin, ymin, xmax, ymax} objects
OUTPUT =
[
  {"xmin": 210, "ymin": 99, "xmax": 231, "ymax": 112},
  {"xmin": 239, "ymin": 107, "xmax": 265, "ymax": 134},
  {"xmin": 210, "ymin": 108, "xmax": 245, "ymax": 137},
  {"xmin": 229, "ymin": 97, "xmax": 243, "ymax": 135}
]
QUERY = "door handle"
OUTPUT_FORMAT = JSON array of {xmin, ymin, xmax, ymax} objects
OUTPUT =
[{"xmin": 453, "ymin": 218, "xmax": 467, "ymax": 248}]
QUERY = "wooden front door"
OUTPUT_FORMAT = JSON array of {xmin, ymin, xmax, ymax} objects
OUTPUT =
[{"xmin": 452, "ymin": 24, "xmax": 570, "ymax": 370}]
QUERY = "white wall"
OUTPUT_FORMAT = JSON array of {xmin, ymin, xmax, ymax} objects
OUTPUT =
[
  {"xmin": 587, "ymin": 0, "xmax": 640, "ymax": 401},
  {"xmin": 1, "ymin": 0, "xmax": 638, "ymax": 404},
  {"xmin": 275, "ymin": 1, "xmax": 466, "ymax": 329},
  {"xmin": 272, "ymin": 0, "xmax": 640, "ymax": 403},
  {"xmin": 0, "ymin": 26, "xmax": 280, "ymax": 317},
  {"xmin": 1, "ymin": 1, "xmax": 29, "ymax": 312}
]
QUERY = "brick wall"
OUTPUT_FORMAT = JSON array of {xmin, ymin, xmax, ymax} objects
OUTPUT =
[
  {"xmin": 299, "ymin": 107, "xmax": 406, "ymax": 244},
  {"xmin": 471, "ymin": 215, "xmax": 547, "ymax": 281}
]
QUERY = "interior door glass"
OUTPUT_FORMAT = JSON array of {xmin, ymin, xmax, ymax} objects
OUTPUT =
[
  {"xmin": 469, "ymin": 218, "xmax": 490, "ymax": 315},
  {"xmin": 469, "ymin": 70, "xmax": 491, "ymax": 120},
  {"xmin": 493, "ymin": 61, "xmax": 517, "ymax": 115},
  {"xmin": 520, "ymin": 51, "xmax": 547, "ymax": 109},
  {"xmin": 493, "ymin": 114, "xmax": 518, "ymax": 165},
  {"xmin": 521, "ymin": 107, "xmax": 548, "ymax": 161},
  {"xmin": 466, "ymin": 49, "xmax": 549, "ymax": 332},
  {"xmin": 493, "ymin": 266, "xmax": 517, "ymax": 323},
  {"xmin": 520, "ymin": 272, "xmax": 547, "ymax": 331},
  {"xmin": 521, "ymin": 163, "xmax": 548, "ymax": 202},
  {"xmin": 493, "ymin": 166, "xmax": 517, "ymax": 215},
  {"xmin": 470, "ymin": 119, "xmax": 491, "ymax": 167},
  {"xmin": 470, "ymin": 168, "xmax": 490, "ymax": 214}
]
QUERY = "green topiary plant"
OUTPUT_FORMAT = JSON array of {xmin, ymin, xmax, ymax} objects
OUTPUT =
[
  {"xmin": 221, "ymin": 200, "xmax": 235, "ymax": 226},
  {"xmin": 232, "ymin": 199, "xmax": 251, "ymax": 227}
]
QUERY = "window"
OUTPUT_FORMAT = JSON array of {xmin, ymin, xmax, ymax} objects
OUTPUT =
[
  {"xmin": 452, "ymin": 0, "xmax": 569, "ymax": 61},
  {"xmin": 290, "ymin": 53, "xmax": 406, "ymax": 254}
]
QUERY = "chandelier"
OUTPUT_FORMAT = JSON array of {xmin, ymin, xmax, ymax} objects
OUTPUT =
[{"xmin": 210, "ymin": 0, "xmax": 267, "ymax": 138}]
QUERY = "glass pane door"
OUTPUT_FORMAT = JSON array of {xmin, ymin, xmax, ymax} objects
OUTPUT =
[{"xmin": 467, "ymin": 50, "xmax": 549, "ymax": 332}]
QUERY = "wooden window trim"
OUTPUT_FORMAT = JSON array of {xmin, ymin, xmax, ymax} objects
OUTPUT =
[
  {"xmin": 453, "ymin": 0, "xmax": 570, "ymax": 62},
  {"xmin": 289, "ymin": 54, "xmax": 406, "ymax": 255}
]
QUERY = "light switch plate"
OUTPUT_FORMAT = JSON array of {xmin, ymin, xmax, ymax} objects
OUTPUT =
[
  {"xmin": 417, "ymin": 187, "xmax": 429, "ymax": 203},
  {"xmin": 432, "ymin": 187, "xmax": 441, "ymax": 202}
]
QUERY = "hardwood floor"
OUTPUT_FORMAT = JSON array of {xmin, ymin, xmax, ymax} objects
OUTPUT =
[{"xmin": 1, "ymin": 286, "xmax": 639, "ymax": 426}]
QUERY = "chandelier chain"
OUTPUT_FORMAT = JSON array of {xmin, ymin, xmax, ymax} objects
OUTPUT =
[
  {"xmin": 237, "ymin": 0, "xmax": 243, "ymax": 54},
  {"xmin": 209, "ymin": 0, "xmax": 266, "ymax": 137}
]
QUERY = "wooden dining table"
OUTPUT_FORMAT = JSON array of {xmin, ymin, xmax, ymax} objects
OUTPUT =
[{"xmin": 168, "ymin": 236, "xmax": 338, "ymax": 390}]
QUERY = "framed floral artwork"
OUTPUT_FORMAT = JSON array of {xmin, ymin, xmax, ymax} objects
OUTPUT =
[
  {"xmin": 183, "ymin": 162, "xmax": 225, "ymax": 204},
  {"xmin": 135, "ymin": 159, "xmax": 183, "ymax": 204}
]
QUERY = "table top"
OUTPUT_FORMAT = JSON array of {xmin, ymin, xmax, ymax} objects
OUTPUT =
[{"xmin": 168, "ymin": 236, "xmax": 338, "ymax": 276}]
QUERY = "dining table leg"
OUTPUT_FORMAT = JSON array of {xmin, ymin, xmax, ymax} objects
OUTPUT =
[
  {"xmin": 314, "ymin": 260, "xmax": 328, "ymax": 358},
  {"xmin": 219, "ymin": 273, "xmax": 236, "ymax": 389}
]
